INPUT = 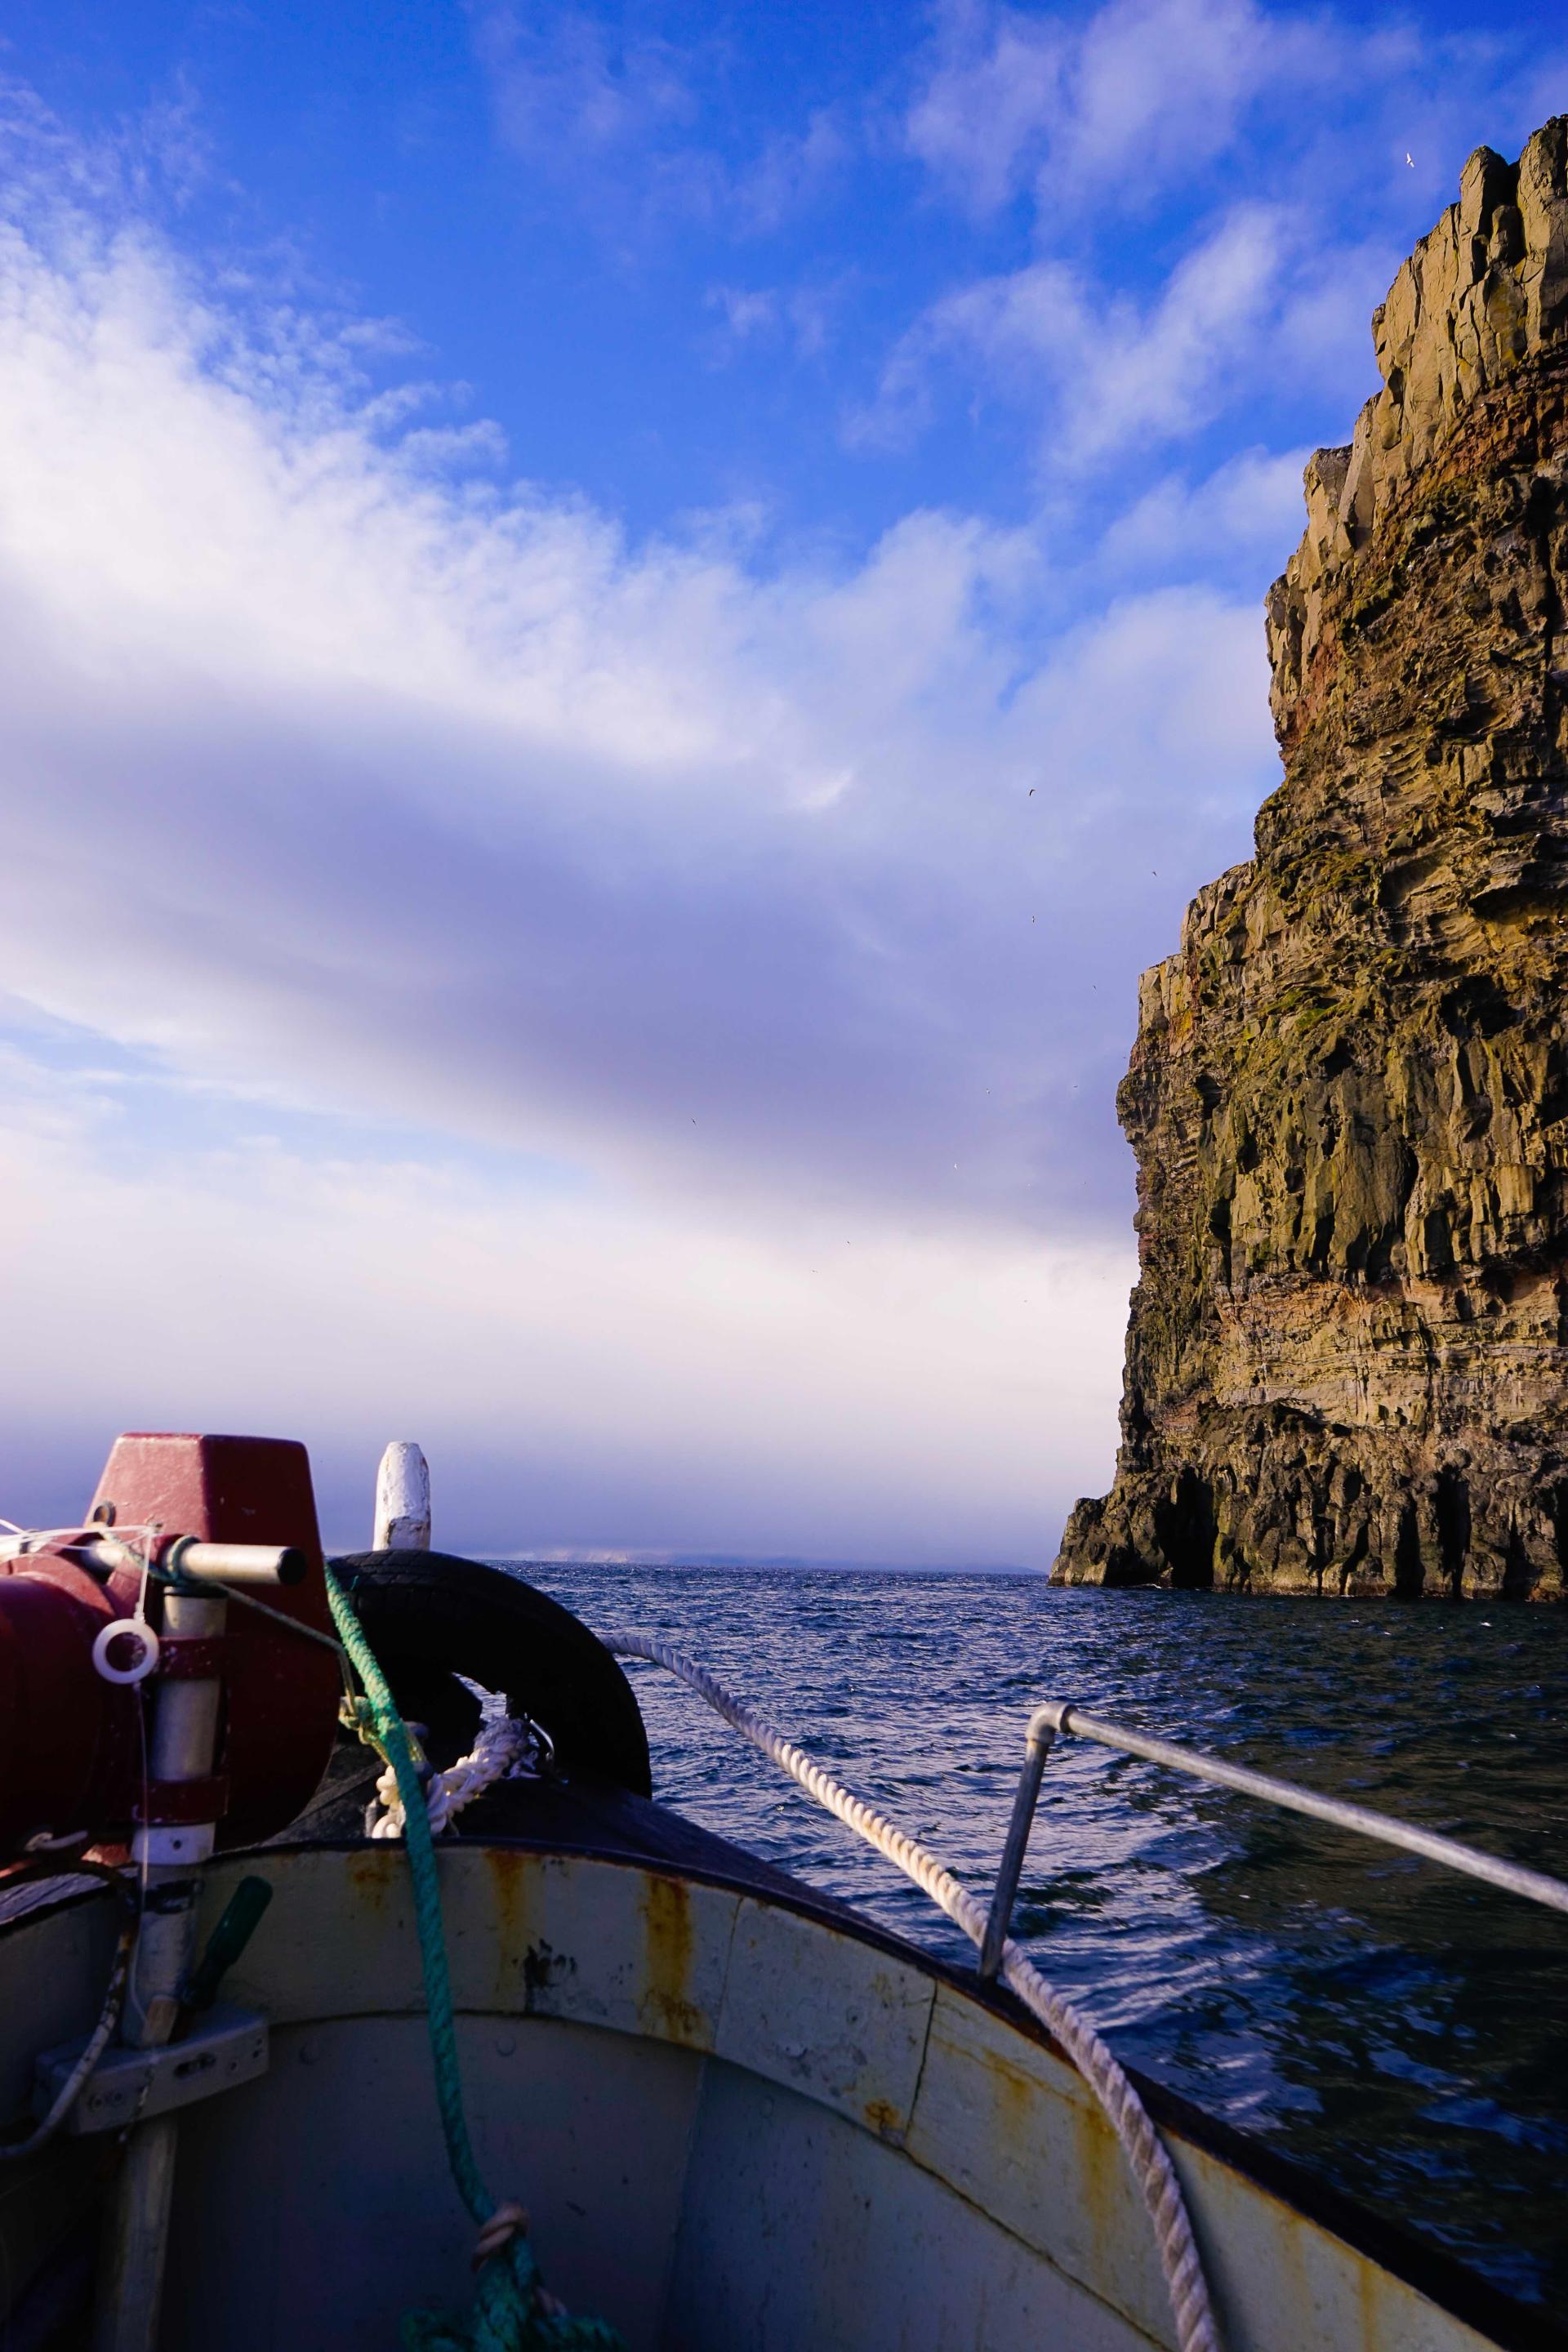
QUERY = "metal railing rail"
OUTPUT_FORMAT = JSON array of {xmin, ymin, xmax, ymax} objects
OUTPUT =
[{"xmin": 978, "ymin": 1699, "xmax": 1568, "ymax": 1980}]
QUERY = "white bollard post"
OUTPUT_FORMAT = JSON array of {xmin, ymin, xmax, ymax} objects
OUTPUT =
[{"xmin": 374, "ymin": 1441, "xmax": 431, "ymax": 1552}]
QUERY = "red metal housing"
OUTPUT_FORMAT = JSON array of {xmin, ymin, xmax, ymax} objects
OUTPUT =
[{"xmin": 0, "ymin": 1434, "xmax": 341, "ymax": 1858}]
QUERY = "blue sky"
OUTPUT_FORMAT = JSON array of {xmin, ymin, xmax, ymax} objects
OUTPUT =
[{"xmin": 0, "ymin": 1, "xmax": 1562, "ymax": 1558}]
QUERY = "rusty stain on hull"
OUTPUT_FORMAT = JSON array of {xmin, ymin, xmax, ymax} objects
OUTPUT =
[
  {"xmin": 981, "ymin": 2045, "xmax": 1036, "ymax": 2144},
  {"xmin": 1071, "ymin": 2078, "xmax": 1118, "ymax": 2285},
  {"xmin": 344, "ymin": 1843, "xmax": 395, "ymax": 1913},
  {"xmin": 639, "ymin": 1873, "xmax": 704, "ymax": 2044},
  {"xmin": 483, "ymin": 1845, "xmax": 539, "ymax": 1967}
]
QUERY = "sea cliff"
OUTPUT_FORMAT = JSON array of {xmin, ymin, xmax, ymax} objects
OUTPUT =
[{"xmin": 1054, "ymin": 122, "xmax": 1568, "ymax": 1600}]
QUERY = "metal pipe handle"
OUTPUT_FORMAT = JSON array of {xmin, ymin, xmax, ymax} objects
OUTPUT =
[{"xmin": 164, "ymin": 1539, "xmax": 308, "ymax": 1588}]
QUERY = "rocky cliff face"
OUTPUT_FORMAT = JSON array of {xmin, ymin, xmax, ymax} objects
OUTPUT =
[{"xmin": 1054, "ymin": 124, "xmax": 1568, "ymax": 1601}]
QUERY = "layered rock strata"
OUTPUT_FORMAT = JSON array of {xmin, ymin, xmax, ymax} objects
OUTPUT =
[{"xmin": 1054, "ymin": 124, "xmax": 1568, "ymax": 1600}]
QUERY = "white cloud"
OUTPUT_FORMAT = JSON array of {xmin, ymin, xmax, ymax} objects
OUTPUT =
[
  {"xmin": 905, "ymin": 0, "xmax": 1318, "ymax": 217},
  {"xmin": 0, "ymin": 153, "xmax": 1283, "ymax": 1554},
  {"xmin": 471, "ymin": 7, "xmax": 696, "ymax": 165},
  {"xmin": 467, "ymin": 12, "xmax": 849, "ymax": 239},
  {"xmin": 906, "ymin": 11, "xmax": 1066, "ymax": 214},
  {"xmin": 2, "ymin": 16, "xmax": 1560, "ymax": 1559},
  {"xmin": 1009, "ymin": 583, "xmax": 1272, "ymax": 812},
  {"xmin": 0, "ymin": 1050, "xmax": 1132, "ymax": 1562},
  {"xmin": 704, "ymin": 278, "xmax": 837, "ymax": 365},
  {"xmin": 888, "ymin": 0, "xmax": 1568, "ymax": 479},
  {"xmin": 859, "ymin": 203, "xmax": 1294, "ymax": 466},
  {"xmin": 0, "ymin": 195, "xmax": 1274, "ymax": 1236},
  {"xmin": 708, "ymin": 284, "xmax": 781, "ymax": 346},
  {"xmin": 1096, "ymin": 447, "xmax": 1311, "ymax": 576},
  {"xmin": 1052, "ymin": 0, "xmax": 1304, "ymax": 194},
  {"xmin": 733, "ymin": 108, "xmax": 849, "ymax": 234}
]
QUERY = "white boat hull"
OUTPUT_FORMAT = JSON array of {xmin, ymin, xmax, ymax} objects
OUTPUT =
[{"xmin": 1, "ymin": 1835, "xmax": 1515, "ymax": 2352}]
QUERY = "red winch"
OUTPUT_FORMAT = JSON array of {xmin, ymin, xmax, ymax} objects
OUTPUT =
[{"xmin": 0, "ymin": 1432, "xmax": 343, "ymax": 1862}]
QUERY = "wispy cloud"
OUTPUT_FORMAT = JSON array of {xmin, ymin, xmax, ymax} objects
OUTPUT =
[
  {"xmin": 883, "ymin": 0, "xmax": 1568, "ymax": 474},
  {"xmin": 1095, "ymin": 445, "xmax": 1312, "ymax": 578},
  {"xmin": 905, "ymin": 0, "xmax": 1317, "ymax": 218},
  {"xmin": 0, "ymin": 173, "xmax": 1272, "ymax": 1246},
  {"xmin": 733, "ymin": 107, "xmax": 850, "ymax": 234},
  {"xmin": 468, "ymin": 7, "xmax": 850, "ymax": 241},
  {"xmin": 854, "ymin": 203, "xmax": 1298, "ymax": 466},
  {"xmin": 0, "ymin": 57, "xmax": 1330, "ymax": 1554},
  {"xmin": 470, "ymin": 7, "xmax": 697, "ymax": 167},
  {"xmin": 704, "ymin": 278, "xmax": 838, "ymax": 365},
  {"xmin": 905, "ymin": 8, "xmax": 1067, "ymax": 216}
]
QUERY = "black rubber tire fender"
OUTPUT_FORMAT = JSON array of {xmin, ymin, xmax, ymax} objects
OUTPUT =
[{"xmin": 330, "ymin": 1550, "xmax": 652, "ymax": 1797}]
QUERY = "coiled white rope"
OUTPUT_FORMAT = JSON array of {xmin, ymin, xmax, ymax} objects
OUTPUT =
[
  {"xmin": 368, "ymin": 1713, "xmax": 546, "ymax": 1841},
  {"xmin": 607, "ymin": 1633, "xmax": 1219, "ymax": 2352}
]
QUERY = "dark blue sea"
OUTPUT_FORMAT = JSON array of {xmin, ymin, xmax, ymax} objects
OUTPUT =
[{"xmin": 501, "ymin": 1565, "xmax": 1568, "ymax": 2310}]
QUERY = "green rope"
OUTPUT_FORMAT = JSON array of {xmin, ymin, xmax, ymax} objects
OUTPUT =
[{"xmin": 324, "ymin": 1569, "xmax": 624, "ymax": 2352}]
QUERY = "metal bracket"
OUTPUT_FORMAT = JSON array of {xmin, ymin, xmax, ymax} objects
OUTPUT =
[{"xmin": 33, "ymin": 2005, "xmax": 268, "ymax": 2136}]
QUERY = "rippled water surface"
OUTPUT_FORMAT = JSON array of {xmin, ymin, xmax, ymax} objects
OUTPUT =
[{"xmin": 501, "ymin": 1566, "xmax": 1568, "ymax": 2310}]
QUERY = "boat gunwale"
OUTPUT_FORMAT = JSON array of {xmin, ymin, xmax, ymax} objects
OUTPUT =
[{"xmin": 6, "ymin": 1808, "xmax": 1565, "ymax": 2352}]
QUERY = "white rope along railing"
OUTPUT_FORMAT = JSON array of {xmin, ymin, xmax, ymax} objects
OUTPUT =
[{"xmin": 606, "ymin": 1633, "xmax": 1219, "ymax": 2352}]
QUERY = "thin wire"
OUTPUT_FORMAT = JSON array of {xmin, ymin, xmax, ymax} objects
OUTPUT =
[
  {"xmin": 0, "ymin": 1524, "xmax": 160, "ymax": 1558},
  {"xmin": 135, "ymin": 1680, "xmax": 153, "ymax": 1921},
  {"xmin": 208, "ymin": 1579, "xmax": 349, "ymax": 1656}
]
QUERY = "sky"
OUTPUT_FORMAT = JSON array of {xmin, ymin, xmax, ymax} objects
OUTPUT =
[{"xmin": 0, "ymin": 1, "xmax": 1563, "ymax": 1561}]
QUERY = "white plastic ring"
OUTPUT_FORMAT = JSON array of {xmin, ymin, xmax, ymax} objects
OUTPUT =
[{"xmin": 91, "ymin": 1617, "xmax": 160, "ymax": 1686}]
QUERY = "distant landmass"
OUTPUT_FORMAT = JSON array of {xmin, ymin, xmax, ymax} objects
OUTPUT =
[
  {"xmin": 1054, "ymin": 122, "xmax": 1568, "ymax": 1601},
  {"xmin": 489, "ymin": 1553, "xmax": 1040, "ymax": 1576}
]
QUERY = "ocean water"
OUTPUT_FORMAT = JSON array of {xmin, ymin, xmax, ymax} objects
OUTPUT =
[{"xmin": 503, "ymin": 1565, "xmax": 1568, "ymax": 2310}]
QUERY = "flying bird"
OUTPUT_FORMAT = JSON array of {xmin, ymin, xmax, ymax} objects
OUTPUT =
[{"xmin": 1405, "ymin": 152, "xmax": 1414, "ymax": 167}]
